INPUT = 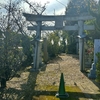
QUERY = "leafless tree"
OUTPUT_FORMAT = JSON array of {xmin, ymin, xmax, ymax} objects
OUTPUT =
[{"xmin": 0, "ymin": 0, "xmax": 27, "ymax": 35}]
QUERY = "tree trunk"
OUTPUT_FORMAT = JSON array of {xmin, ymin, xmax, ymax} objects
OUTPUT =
[{"xmin": 1, "ymin": 77, "xmax": 6, "ymax": 88}]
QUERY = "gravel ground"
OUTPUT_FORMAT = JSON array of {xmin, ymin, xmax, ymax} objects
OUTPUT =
[{"xmin": 3, "ymin": 54, "xmax": 100, "ymax": 100}]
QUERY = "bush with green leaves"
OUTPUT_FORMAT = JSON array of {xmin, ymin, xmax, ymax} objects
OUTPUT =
[
  {"xmin": 96, "ymin": 52, "xmax": 100, "ymax": 83},
  {"xmin": 47, "ymin": 31, "xmax": 60, "ymax": 58},
  {"xmin": 0, "ymin": 30, "xmax": 27, "ymax": 88}
]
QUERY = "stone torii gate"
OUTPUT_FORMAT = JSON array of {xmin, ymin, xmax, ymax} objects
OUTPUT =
[{"xmin": 23, "ymin": 13, "xmax": 95, "ymax": 71}]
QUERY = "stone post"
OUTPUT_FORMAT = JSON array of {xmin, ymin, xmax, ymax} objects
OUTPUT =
[{"xmin": 43, "ymin": 38, "xmax": 48, "ymax": 63}]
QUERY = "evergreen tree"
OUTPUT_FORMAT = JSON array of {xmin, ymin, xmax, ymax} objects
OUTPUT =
[
  {"xmin": 64, "ymin": 0, "xmax": 97, "ymax": 54},
  {"xmin": 65, "ymin": 0, "xmax": 89, "ymax": 54},
  {"xmin": 88, "ymin": 0, "xmax": 100, "ymax": 39},
  {"xmin": 66, "ymin": 0, "xmax": 89, "ymax": 17},
  {"xmin": 47, "ymin": 31, "xmax": 60, "ymax": 58}
]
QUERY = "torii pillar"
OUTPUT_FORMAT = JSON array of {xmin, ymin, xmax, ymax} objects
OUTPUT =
[
  {"xmin": 78, "ymin": 20, "xmax": 85, "ymax": 71},
  {"xmin": 33, "ymin": 21, "xmax": 42, "ymax": 70}
]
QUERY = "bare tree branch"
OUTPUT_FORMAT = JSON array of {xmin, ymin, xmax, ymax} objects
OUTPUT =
[{"xmin": 23, "ymin": 0, "xmax": 47, "ymax": 15}]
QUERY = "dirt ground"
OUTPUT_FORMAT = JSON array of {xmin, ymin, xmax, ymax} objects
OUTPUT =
[{"xmin": 1, "ymin": 54, "xmax": 100, "ymax": 100}]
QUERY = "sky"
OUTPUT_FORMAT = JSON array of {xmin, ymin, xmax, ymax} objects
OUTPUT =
[
  {"xmin": 30, "ymin": 0, "xmax": 69, "ymax": 15},
  {"xmin": 24, "ymin": 0, "xmax": 70, "ymax": 15},
  {"xmin": 0, "ymin": 0, "xmax": 99, "ymax": 15},
  {"xmin": 0, "ymin": 0, "xmax": 69, "ymax": 15}
]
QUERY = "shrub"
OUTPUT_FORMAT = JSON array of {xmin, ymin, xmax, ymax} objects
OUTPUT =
[{"xmin": 96, "ymin": 52, "xmax": 100, "ymax": 83}]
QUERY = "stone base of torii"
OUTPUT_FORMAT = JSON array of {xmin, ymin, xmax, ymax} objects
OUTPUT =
[{"xmin": 23, "ymin": 13, "xmax": 95, "ymax": 72}]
